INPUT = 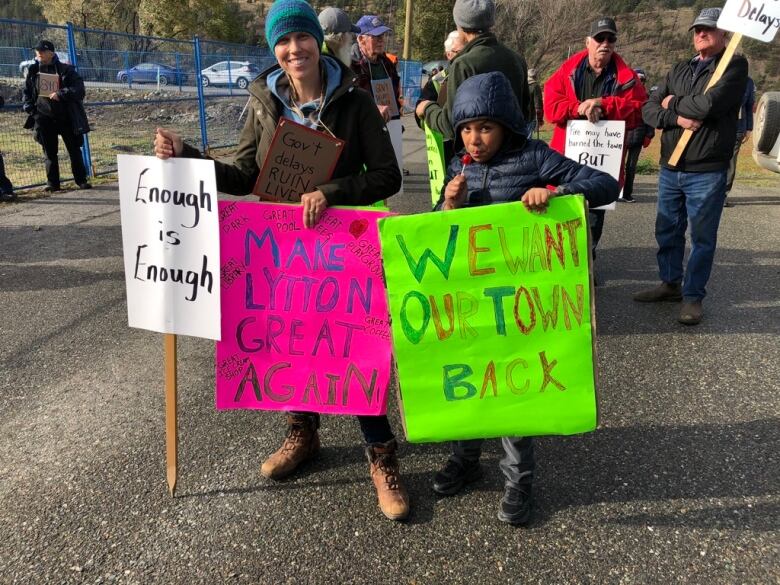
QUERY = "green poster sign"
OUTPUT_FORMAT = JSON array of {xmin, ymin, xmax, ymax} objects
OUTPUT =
[
  {"xmin": 424, "ymin": 124, "xmax": 446, "ymax": 206},
  {"xmin": 378, "ymin": 197, "xmax": 597, "ymax": 443}
]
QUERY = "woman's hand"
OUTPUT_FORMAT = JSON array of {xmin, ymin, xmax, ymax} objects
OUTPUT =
[
  {"xmin": 301, "ymin": 190, "xmax": 328, "ymax": 228},
  {"xmin": 154, "ymin": 127, "xmax": 183, "ymax": 159},
  {"xmin": 521, "ymin": 187, "xmax": 554, "ymax": 213},
  {"xmin": 443, "ymin": 175, "xmax": 467, "ymax": 210}
]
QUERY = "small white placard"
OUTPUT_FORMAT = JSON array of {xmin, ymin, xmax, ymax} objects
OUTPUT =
[
  {"xmin": 564, "ymin": 120, "xmax": 626, "ymax": 211},
  {"xmin": 718, "ymin": 0, "xmax": 780, "ymax": 42},
  {"xmin": 118, "ymin": 154, "xmax": 221, "ymax": 340}
]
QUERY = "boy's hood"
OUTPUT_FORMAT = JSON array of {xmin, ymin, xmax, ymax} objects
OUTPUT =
[{"xmin": 452, "ymin": 71, "xmax": 527, "ymax": 151}]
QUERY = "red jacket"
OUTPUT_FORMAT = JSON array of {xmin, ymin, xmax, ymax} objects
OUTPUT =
[{"xmin": 544, "ymin": 50, "xmax": 647, "ymax": 183}]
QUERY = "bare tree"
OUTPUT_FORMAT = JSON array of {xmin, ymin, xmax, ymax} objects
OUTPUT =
[{"xmin": 494, "ymin": 0, "xmax": 602, "ymax": 76}]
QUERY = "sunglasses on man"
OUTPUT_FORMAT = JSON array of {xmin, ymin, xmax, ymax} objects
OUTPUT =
[{"xmin": 593, "ymin": 33, "xmax": 617, "ymax": 44}]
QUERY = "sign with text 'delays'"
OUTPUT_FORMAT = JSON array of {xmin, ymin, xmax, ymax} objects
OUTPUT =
[
  {"xmin": 718, "ymin": 0, "xmax": 780, "ymax": 42},
  {"xmin": 253, "ymin": 118, "xmax": 344, "ymax": 202},
  {"xmin": 118, "ymin": 154, "xmax": 221, "ymax": 340}
]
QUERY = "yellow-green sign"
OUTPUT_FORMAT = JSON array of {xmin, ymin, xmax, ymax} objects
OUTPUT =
[
  {"xmin": 424, "ymin": 123, "xmax": 446, "ymax": 206},
  {"xmin": 378, "ymin": 197, "xmax": 597, "ymax": 442}
]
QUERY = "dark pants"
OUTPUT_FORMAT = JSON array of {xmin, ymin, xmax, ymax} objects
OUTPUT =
[
  {"xmin": 623, "ymin": 143, "xmax": 643, "ymax": 199},
  {"xmin": 36, "ymin": 116, "xmax": 87, "ymax": 188},
  {"xmin": 450, "ymin": 437, "xmax": 535, "ymax": 487},
  {"xmin": 292, "ymin": 412, "xmax": 394, "ymax": 445},
  {"xmin": 0, "ymin": 153, "xmax": 13, "ymax": 194},
  {"xmin": 725, "ymin": 132, "xmax": 745, "ymax": 194},
  {"xmin": 589, "ymin": 209, "xmax": 605, "ymax": 257}
]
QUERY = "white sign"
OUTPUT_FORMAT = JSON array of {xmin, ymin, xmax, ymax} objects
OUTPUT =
[
  {"xmin": 118, "ymin": 154, "xmax": 221, "ymax": 340},
  {"xmin": 718, "ymin": 0, "xmax": 780, "ymax": 42},
  {"xmin": 564, "ymin": 120, "xmax": 626, "ymax": 211},
  {"xmin": 387, "ymin": 118, "xmax": 404, "ymax": 198}
]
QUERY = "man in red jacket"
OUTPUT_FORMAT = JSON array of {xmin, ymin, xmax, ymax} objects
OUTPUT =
[{"xmin": 544, "ymin": 17, "xmax": 647, "ymax": 259}]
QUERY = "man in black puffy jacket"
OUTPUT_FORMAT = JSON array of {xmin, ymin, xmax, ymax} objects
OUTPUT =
[
  {"xmin": 22, "ymin": 40, "xmax": 91, "ymax": 192},
  {"xmin": 636, "ymin": 8, "xmax": 748, "ymax": 325}
]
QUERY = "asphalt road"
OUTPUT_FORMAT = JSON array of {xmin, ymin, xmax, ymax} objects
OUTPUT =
[{"xmin": 0, "ymin": 122, "xmax": 778, "ymax": 584}]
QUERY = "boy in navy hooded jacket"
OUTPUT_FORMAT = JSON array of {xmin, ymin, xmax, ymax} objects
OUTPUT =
[{"xmin": 432, "ymin": 72, "xmax": 619, "ymax": 525}]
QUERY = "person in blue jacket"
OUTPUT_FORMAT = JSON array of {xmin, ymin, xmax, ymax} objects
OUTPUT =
[{"xmin": 432, "ymin": 71, "xmax": 619, "ymax": 526}]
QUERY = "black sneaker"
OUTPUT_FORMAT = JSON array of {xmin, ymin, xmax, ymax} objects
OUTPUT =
[
  {"xmin": 432, "ymin": 459, "xmax": 482, "ymax": 496},
  {"xmin": 0, "ymin": 191, "xmax": 16, "ymax": 202},
  {"xmin": 77, "ymin": 182, "xmax": 92, "ymax": 190},
  {"xmin": 44, "ymin": 184, "xmax": 61, "ymax": 193},
  {"xmin": 497, "ymin": 483, "xmax": 533, "ymax": 526},
  {"xmin": 620, "ymin": 194, "xmax": 635, "ymax": 202}
]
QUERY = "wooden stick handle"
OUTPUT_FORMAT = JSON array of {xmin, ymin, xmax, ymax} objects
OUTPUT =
[
  {"xmin": 164, "ymin": 333, "xmax": 178, "ymax": 496},
  {"xmin": 667, "ymin": 33, "xmax": 742, "ymax": 167}
]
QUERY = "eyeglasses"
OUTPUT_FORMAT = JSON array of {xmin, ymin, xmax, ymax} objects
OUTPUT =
[
  {"xmin": 593, "ymin": 33, "xmax": 617, "ymax": 44},
  {"xmin": 693, "ymin": 26, "xmax": 715, "ymax": 35}
]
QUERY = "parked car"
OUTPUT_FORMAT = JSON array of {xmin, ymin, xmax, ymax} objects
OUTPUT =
[
  {"xmin": 19, "ymin": 51, "xmax": 70, "ymax": 77},
  {"xmin": 116, "ymin": 63, "xmax": 186, "ymax": 86},
  {"xmin": 200, "ymin": 61, "xmax": 259, "ymax": 89},
  {"xmin": 752, "ymin": 91, "xmax": 780, "ymax": 174},
  {"xmin": 422, "ymin": 59, "xmax": 448, "ymax": 77}
]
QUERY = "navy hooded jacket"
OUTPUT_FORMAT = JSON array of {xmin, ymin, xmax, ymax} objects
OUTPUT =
[{"xmin": 435, "ymin": 71, "xmax": 619, "ymax": 210}]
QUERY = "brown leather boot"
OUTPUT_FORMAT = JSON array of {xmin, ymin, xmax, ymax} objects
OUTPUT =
[
  {"xmin": 633, "ymin": 281, "xmax": 683, "ymax": 302},
  {"xmin": 260, "ymin": 414, "xmax": 320, "ymax": 480},
  {"xmin": 367, "ymin": 439, "xmax": 410, "ymax": 521}
]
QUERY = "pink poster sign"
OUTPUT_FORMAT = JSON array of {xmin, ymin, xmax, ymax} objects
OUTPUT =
[{"xmin": 216, "ymin": 201, "xmax": 393, "ymax": 415}]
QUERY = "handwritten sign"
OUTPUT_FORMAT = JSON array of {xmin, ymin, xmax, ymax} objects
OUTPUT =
[
  {"xmin": 118, "ymin": 155, "xmax": 221, "ymax": 340},
  {"xmin": 565, "ymin": 120, "xmax": 625, "ymax": 210},
  {"xmin": 253, "ymin": 118, "xmax": 344, "ymax": 202},
  {"xmin": 371, "ymin": 78, "xmax": 400, "ymax": 118},
  {"xmin": 425, "ymin": 124, "xmax": 446, "ymax": 205},
  {"xmin": 38, "ymin": 72, "xmax": 59, "ymax": 94},
  {"xmin": 718, "ymin": 0, "xmax": 780, "ymax": 41},
  {"xmin": 216, "ymin": 202, "xmax": 393, "ymax": 415},
  {"xmin": 378, "ymin": 198, "xmax": 598, "ymax": 442}
]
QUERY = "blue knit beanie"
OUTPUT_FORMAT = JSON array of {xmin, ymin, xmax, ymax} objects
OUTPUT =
[{"xmin": 265, "ymin": 0, "xmax": 324, "ymax": 50}]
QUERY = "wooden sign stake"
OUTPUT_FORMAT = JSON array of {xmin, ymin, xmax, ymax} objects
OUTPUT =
[
  {"xmin": 164, "ymin": 333, "xmax": 178, "ymax": 496},
  {"xmin": 668, "ymin": 33, "xmax": 742, "ymax": 167}
]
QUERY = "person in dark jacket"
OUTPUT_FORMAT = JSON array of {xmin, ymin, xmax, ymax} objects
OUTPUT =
[
  {"xmin": 0, "ymin": 96, "xmax": 16, "ymax": 201},
  {"xmin": 22, "ymin": 40, "xmax": 91, "ymax": 192},
  {"xmin": 620, "ymin": 68, "xmax": 655, "ymax": 203},
  {"xmin": 154, "ymin": 0, "xmax": 407, "ymax": 521},
  {"xmin": 636, "ymin": 8, "xmax": 748, "ymax": 325},
  {"xmin": 431, "ymin": 71, "xmax": 619, "ymax": 526},
  {"xmin": 724, "ymin": 76, "xmax": 755, "ymax": 207},
  {"xmin": 415, "ymin": 0, "xmax": 531, "ymax": 142},
  {"xmin": 350, "ymin": 15, "xmax": 401, "ymax": 123}
]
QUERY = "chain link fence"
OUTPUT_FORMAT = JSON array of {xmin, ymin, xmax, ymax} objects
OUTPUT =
[{"xmin": 0, "ymin": 18, "xmax": 422, "ymax": 191}]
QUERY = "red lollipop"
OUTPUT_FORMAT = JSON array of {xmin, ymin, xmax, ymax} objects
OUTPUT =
[{"xmin": 460, "ymin": 153, "xmax": 473, "ymax": 174}]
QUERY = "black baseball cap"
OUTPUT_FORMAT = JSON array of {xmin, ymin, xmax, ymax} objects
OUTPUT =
[
  {"xmin": 689, "ymin": 8, "xmax": 721, "ymax": 31},
  {"xmin": 590, "ymin": 17, "xmax": 618, "ymax": 37},
  {"xmin": 34, "ymin": 40, "xmax": 55, "ymax": 52}
]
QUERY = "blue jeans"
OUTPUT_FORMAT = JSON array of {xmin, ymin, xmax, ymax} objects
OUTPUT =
[{"xmin": 655, "ymin": 167, "xmax": 727, "ymax": 300}]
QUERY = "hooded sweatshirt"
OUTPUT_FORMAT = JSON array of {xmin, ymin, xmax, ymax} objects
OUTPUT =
[{"xmin": 436, "ymin": 71, "xmax": 619, "ymax": 210}]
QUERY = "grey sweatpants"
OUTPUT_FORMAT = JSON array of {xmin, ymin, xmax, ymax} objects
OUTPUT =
[{"xmin": 450, "ymin": 437, "xmax": 535, "ymax": 487}]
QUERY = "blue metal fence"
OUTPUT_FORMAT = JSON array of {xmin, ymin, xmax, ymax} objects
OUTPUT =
[{"xmin": 0, "ymin": 18, "xmax": 422, "ymax": 192}]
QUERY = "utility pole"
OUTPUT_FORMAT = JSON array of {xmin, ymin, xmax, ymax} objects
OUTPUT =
[{"xmin": 403, "ymin": 0, "xmax": 413, "ymax": 59}]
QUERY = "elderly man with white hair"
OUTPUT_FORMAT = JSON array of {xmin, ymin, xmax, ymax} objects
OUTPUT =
[{"xmin": 318, "ymin": 7, "xmax": 359, "ymax": 66}]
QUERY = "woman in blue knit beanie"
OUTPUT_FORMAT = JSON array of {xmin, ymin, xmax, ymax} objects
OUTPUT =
[{"xmin": 154, "ymin": 0, "xmax": 407, "ymax": 522}]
